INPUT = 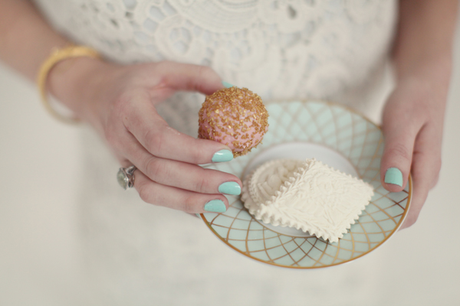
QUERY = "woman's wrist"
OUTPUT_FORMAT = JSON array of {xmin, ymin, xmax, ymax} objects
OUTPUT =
[{"xmin": 47, "ymin": 55, "xmax": 116, "ymax": 121}]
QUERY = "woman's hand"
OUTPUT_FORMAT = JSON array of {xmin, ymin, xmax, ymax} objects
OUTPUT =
[
  {"xmin": 380, "ymin": 70, "xmax": 449, "ymax": 228},
  {"xmin": 51, "ymin": 59, "xmax": 241, "ymax": 214},
  {"xmin": 382, "ymin": 0, "xmax": 457, "ymax": 229}
]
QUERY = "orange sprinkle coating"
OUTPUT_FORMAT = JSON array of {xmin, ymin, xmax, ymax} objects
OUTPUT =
[{"xmin": 198, "ymin": 87, "xmax": 269, "ymax": 157}]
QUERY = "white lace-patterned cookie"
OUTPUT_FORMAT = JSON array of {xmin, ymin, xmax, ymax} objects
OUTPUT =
[{"xmin": 242, "ymin": 159, "xmax": 374, "ymax": 242}]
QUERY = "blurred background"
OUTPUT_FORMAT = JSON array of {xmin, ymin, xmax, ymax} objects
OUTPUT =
[{"xmin": 1, "ymin": 11, "xmax": 460, "ymax": 306}]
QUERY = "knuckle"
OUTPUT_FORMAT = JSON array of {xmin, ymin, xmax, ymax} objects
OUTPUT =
[
  {"xmin": 190, "ymin": 138, "xmax": 214, "ymax": 164},
  {"xmin": 387, "ymin": 143, "xmax": 412, "ymax": 162},
  {"xmin": 183, "ymin": 195, "xmax": 197, "ymax": 214},
  {"xmin": 189, "ymin": 145, "xmax": 206, "ymax": 164},
  {"xmin": 145, "ymin": 128, "xmax": 166, "ymax": 154},
  {"xmin": 145, "ymin": 130, "xmax": 165, "ymax": 153},
  {"xmin": 144, "ymin": 157, "xmax": 167, "ymax": 179},
  {"xmin": 194, "ymin": 176, "xmax": 210, "ymax": 193},
  {"xmin": 113, "ymin": 90, "xmax": 151, "ymax": 125}
]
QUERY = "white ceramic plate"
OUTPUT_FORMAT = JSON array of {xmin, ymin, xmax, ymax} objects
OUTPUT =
[{"xmin": 200, "ymin": 100, "xmax": 412, "ymax": 269}]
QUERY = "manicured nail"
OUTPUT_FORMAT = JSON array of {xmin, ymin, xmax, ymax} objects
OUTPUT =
[
  {"xmin": 218, "ymin": 182, "xmax": 241, "ymax": 195},
  {"xmin": 222, "ymin": 81, "xmax": 234, "ymax": 88},
  {"xmin": 385, "ymin": 167, "xmax": 403, "ymax": 187},
  {"xmin": 212, "ymin": 149, "xmax": 233, "ymax": 163},
  {"xmin": 204, "ymin": 200, "xmax": 227, "ymax": 213}
]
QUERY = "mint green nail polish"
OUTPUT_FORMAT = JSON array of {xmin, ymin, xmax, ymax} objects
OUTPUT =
[
  {"xmin": 218, "ymin": 182, "xmax": 241, "ymax": 195},
  {"xmin": 222, "ymin": 81, "xmax": 234, "ymax": 88},
  {"xmin": 385, "ymin": 167, "xmax": 403, "ymax": 187},
  {"xmin": 212, "ymin": 150, "xmax": 233, "ymax": 163},
  {"xmin": 204, "ymin": 200, "xmax": 227, "ymax": 213}
]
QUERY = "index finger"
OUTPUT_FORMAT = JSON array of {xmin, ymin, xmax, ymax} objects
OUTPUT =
[{"xmin": 125, "ymin": 101, "xmax": 233, "ymax": 164}]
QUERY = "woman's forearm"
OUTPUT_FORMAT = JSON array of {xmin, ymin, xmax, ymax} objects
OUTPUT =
[
  {"xmin": 393, "ymin": 0, "xmax": 458, "ymax": 86},
  {"xmin": 0, "ymin": 0, "xmax": 110, "ymax": 118},
  {"xmin": 0, "ymin": 0, "xmax": 70, "ymax": 80}
]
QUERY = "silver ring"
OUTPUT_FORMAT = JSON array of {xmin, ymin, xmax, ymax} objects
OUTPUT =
[{"xmin": 117, "ymin": 166, "xmax": 137, "ymax": 190}]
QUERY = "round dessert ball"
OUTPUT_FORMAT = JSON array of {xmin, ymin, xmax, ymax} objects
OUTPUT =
[{"xmin": 198, "ymin": 86, "xmax": 269, "ymax": 157}]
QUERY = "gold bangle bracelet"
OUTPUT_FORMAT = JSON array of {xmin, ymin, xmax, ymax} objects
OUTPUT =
[{"xmin": 37, "ymin": 45, "xmax": 100, "ymax": 124}]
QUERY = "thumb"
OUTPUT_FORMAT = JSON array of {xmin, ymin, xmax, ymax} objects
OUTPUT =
[
  {"xmin": 157, "ymin": 61, "xmax": 224, "ymax": 95},
  {"xmin": 380, "ymin": 106, "xmax": 419, "ymax": 192}
]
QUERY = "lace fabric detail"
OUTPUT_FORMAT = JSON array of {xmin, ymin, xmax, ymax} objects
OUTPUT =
[{"xmin": 33, "ymin": 0, "xmax": 397, "ymax": 106}]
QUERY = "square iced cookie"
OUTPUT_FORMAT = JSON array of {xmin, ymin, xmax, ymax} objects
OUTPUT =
[{"xmin": 242, "ymin": 159, "xmax": 374, "ymax": 242}]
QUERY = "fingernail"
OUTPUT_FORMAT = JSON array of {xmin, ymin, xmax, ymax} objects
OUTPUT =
[
  {"xmin": 218, "ymin": 182, "xmax": 241, "ymax": 195},
  {"xmin": 385, "ymin": 167, "xmax": 403, "ymax": 187},
  {"xmin": 204, "ymin": 200, "xmax": 227, "ymax": 213},
  {"xmin": 212, "ymin": 149, "xmax": 233, "ymax": 162},
  {"xmin": 222, "ymin": 81, "xmax": 234, "ymax": 88}
]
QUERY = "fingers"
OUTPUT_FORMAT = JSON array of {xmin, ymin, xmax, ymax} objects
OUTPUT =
[
  {"xmin": 141, "ymin": 157, "xmax": 242, "ymax": 195},
  {"xmin": 380, "ymin": 104, "xmax": 421, "ymax": 192},
  {"xmin": 400, "ymin": 125, "xmax": 442, "ymax": 229},
  {"xmin": 380, "ymin": 88, "xmax": 444, "ymax": 230},
  {"xmin": 121, "ymin": 132, "xmax": 241, "ymax": 195},
  {"xmin": 134, "ymin": 170, "xmax": 229, "ymax": 214},
  {"xmin": 156, "ymin": 61, "xmax": 224, "ymax": 95},
  {"xmin": 124, "ymin": 100, "xmax": 234, "ymax": 165},
  {"xmin": 104, "ymin": 61, "xmax": 235, "ymax": 213}
]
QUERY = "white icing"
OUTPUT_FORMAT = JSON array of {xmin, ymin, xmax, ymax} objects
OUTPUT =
[{"xmin": 242, "ymin": 158, "xmax": 374, "ymax": 242}]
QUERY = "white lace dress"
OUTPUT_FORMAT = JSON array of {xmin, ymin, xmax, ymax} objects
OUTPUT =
[{"xmin": 33, "ymin": 0, "xmax": 398, "ymax": 304}]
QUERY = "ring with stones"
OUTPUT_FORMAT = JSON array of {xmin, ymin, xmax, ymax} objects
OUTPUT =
[{"xmin": 117, "ymin": 166, "xmax": 137, "ymax": 190}]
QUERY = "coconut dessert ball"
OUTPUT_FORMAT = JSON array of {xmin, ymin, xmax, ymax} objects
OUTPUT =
[{"xmin": 198, "ymin": 87, "xmax": 269, "ymax": 157}]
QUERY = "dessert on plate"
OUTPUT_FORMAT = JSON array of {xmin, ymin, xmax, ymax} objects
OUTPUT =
[
  {"xmin": 242, "ymin": 158, "xmax": 374, "ymax": 243},
  {"xmin": 198, "ymin": 86, "xmax": 269, "ymax": 157}
]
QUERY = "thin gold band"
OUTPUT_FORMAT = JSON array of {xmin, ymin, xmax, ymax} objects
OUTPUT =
[{"xmin": 37, "ymin": 45, "xmax": 100, "ymax": 124}]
